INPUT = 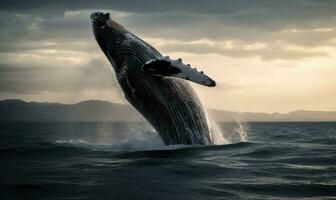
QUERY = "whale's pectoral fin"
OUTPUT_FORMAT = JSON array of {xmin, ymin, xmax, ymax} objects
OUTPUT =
[{"xmin": 141, "ymin": 57, "xmax": 216, "ymax": 87}]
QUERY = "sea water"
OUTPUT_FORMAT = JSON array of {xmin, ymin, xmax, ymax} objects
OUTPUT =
[{"xmin": 1, "ymin": 122, "xmax": 335, "ymax": 199}]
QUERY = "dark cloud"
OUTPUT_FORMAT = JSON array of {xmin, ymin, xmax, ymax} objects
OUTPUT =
[
  {"xmin": 1, "ymin": 1, "xmax": 336, "ymax": 49},
  {"xmin": 0, "ymin": 58, "xmax": 117, "ymax": 94},
  {"xmin": 1, "ymin": 0, "xmax": 336, "ymax": 18},
  {"xmin": 0, "ymin": 12, "xmax": 37, "ymax": 41},
  {"xmin": 1, "ymin": 0, "xmax": 335, "ymax": 32},
  {"xmin": 158, "ymin": 42, "xmax": 328, "ymax": 60},
  {"xmin": 0, "ymin": 0, "xmax": 336, "ymax": 98}
]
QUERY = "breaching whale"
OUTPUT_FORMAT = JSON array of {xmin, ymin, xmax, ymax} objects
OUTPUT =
[{"xmin": 91, "ymin": 12, "xmax": 216, "ymax": 145}]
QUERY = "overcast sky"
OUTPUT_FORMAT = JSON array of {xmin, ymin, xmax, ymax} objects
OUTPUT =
[{"xmin": 0, "ymin": 0, "xmax": 336, "ymax": 112}]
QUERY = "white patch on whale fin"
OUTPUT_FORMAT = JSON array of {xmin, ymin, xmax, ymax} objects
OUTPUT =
[{"xmin": 142, "ymin": 56, "xmax": 216, "ymax": 87}]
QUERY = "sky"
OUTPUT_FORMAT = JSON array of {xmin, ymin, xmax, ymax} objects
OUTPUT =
[{"xmin": 0, "ymin": 0, "xmax": 336, "ymax": 113}]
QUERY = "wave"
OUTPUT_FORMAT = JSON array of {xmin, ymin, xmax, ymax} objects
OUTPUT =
[
  {"xmin": 54, "ymin": 138, "xmax": 165, "ymax": 151},
  {"xmin": 50, "ymin": 120, "xmax": 250, "ymax": 151}
]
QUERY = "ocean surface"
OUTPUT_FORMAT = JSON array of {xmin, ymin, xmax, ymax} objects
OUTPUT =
[{"xmin": 0, "ymin": 121, "xmax": 335, "ymax": 200}]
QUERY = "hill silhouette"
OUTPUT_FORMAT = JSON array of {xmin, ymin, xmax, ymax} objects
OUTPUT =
[{"xmin": 0, "ymin": 99, "xmax": 335, "ymax": 122}]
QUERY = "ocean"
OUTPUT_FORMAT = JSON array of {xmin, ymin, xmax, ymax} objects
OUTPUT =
[{"xmin": 1, "ymin": 122, "xmax": 335, "ymax": 199}]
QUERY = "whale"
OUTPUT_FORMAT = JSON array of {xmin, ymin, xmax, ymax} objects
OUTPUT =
[{"xmin": 91, "ymin": 12, "xmax": 216, "ymax": 145}]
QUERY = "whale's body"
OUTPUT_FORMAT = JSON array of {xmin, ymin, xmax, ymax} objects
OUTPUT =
[{"xmin": 91, "ymin": 12, "xmax": 215, "ymax": 145}]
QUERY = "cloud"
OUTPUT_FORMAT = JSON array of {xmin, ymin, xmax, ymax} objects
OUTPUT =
[
  {"xmin": 155, "ymin": 39, "xmax": 328, "ymax": 60},
  {"xmin": 1, "ymin": 0, "xmax": 336, "ymax": 19},
  {"xmin": 0, "ymin": 0, "xmax": 336, "ymax": 111},
  {"xmin": 1, "ymin": 1, "xmax": 336, "ymax": 33},
  {"xmin": 0, "ymin": 56, "xmax": 117, "ymax": 94},
  {"xmin": 0, "ymin": 9, "xmax": 334, "ymax": 62},
  {"xmin": 1, "ymin": 1, "xmax": 335, "ymax": 53}
]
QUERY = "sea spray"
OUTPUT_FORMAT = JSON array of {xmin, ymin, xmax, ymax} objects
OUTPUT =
[
  {"xmin": 210, "ymin": 121, "xmax": 230, "ymax": 144},
  {"xmin": 56, "ymin": 122, "xmax": 163, "ymax": 151},
  {"xmin": 224, "ymin": 119, "xmax": 248, "ymax": 143},
  {"xmin": 122, "ymin": 122, "xmax": 163, "ymax": 148},
  {"xmin": 206, "ymin": 110, "xmax": 248, "ymax": 144},
  {"xmin": 235, "ymin": 120, "xmax": 248, "ymax": 142},
  {"xmin": 205, "ymin": 110, "xmax": 230, "ymax": 144},
  {"xmin": 96, "ymin": 122, "xmax": 163, "ymax": 150}
]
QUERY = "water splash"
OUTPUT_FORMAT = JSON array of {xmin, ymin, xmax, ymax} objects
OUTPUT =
[
  {"xmin": 55, "ymin": 122, "xmax": 164, "ymax": 151},
  {"xmin": 206, "ymin": 110, "xmax": 248, "ymax": 144},
  {"xmin": 233, "ymin": 120, "xmax": 248, "ymax": 142},
  {"xmin": 209, "ymin": 120, "xmax": 230, "ymax": 145},
  {"xmin": 54, "ymin": 109, "xmax": 247, "ymax": 150},
  {"xmin": 205, "ymin": 110, "xmax": 230, "ymax": 145},
  {"xmin": 117, "ymin": 122, "xmax": 164, "ymax": 149}
]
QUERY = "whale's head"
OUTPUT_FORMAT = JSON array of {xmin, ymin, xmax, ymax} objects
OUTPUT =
[
  {"xmin": 91, "ymin": 12, "xmax": 128, "ymax": 70},
  {"xmin": 91, "ymin": 12, "xmax": 127, "ymax": 35}
]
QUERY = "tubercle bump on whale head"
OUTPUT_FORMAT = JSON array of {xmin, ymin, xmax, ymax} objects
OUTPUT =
[
  {"xmin": 91, "ymin": 12, "xmax": 112, "ymax": 33},
  {"xmin": 91, "ymin": 11, "xmax": 127, "ymax": 35},
  {"xmin": 90, "ymin": 12, "xmax": 110, "ymax": 21}
]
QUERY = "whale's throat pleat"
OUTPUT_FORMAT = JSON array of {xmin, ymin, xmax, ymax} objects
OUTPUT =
[
  {"xmin": 105, "ymin": 32, "xmax": 160, "ymax": 74},
  {"xmin": 97, "ymin": 30, "xmax": 212, "ymax": 145}
]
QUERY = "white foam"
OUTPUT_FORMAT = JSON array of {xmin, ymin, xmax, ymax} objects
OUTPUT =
[
  {"xmin": 234, "ymin": 121, "xmax": 248, "ymax": 142},
  {"xmin": 55, "ymin": 123, "xmax": 165, "ymax": 151},
  {"xmin": 206, "ymin": 110, "xmax": 248, "ymax": 144}
]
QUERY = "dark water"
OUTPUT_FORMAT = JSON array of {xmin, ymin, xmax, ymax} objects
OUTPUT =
[{"xmin": 1, "ymin": 122, "xmax": 335, "ymax": 200}]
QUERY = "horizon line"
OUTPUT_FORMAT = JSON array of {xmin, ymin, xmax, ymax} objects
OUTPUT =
[{"xmin": 1, "ymin": 98, "xmax": 335, "ymax": 115}]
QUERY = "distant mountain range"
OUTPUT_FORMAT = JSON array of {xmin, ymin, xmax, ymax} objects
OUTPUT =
[
  {"xmin": 0, "ymin": 99, "xmax": 143, "ymax": 122},
  {"xmin": 0, "ymin": 99, "xmax": 335, "ymax": 122}
]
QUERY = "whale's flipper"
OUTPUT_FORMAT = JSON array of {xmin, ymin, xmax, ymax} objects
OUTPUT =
[{"xmin": 142, "ymin": 57, "xmax": 216, "ymax": 87}]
